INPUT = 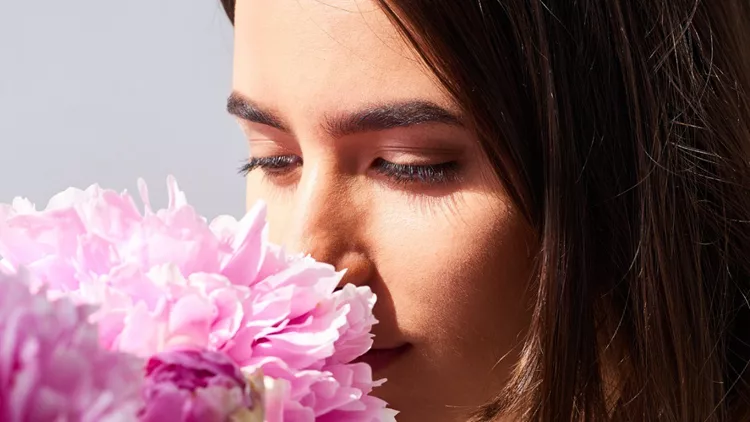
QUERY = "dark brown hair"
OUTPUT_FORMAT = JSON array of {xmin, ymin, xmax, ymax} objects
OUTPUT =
[{"xmin": 220, "ymin": 1, "xmax": 750, "ymax": 420}]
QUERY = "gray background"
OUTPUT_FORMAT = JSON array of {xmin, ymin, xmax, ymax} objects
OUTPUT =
[{"xmin": 0, "ymin": 0, "xmax": 246, "ymax": 219}]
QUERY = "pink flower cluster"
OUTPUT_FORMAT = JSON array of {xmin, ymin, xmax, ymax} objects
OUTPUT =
[
  {"xmin": 0, "ymin": 177, "xmax": 396, "ymax": 421},
  {"xmin": 0, "ymin": 269, "xmax": 143, "ymax": 422}
]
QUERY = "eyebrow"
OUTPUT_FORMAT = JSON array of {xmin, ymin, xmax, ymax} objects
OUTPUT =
[
  {"xmin": 226, "ymin": 93, "xmax": 289, "ymax": 132},
  {"xmin": 226, "ymin": 92, "xmax": 463, "ymax": 137}
]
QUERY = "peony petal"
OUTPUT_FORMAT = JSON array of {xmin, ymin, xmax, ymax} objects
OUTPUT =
[
  {"xmin": 167, "ymin": 294, "xmax": 216, "ymax": 348},
  {"xmin": 220, "ymin": 202, "xmax": 268, "ymax": 286},
  {"xmin": 166, "ymin": 174, "xmax": 188, "ymax": 210},
  {"xmin": 116, "ymin": 302, "xmax": 163, "ymax": 357}
]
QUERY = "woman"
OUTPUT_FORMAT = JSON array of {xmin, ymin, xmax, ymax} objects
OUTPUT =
[{"xmin": 219, "ymin": 1, "xmax": 750, "ymax": 421}]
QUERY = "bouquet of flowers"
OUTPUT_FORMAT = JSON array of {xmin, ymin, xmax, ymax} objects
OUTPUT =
[{"xmin": 0, "ymin": 177, "xmax": 396, "ymax": 422}]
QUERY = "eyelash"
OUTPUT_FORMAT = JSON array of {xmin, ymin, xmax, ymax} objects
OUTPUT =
[{"xmin": 238, "ymin": 155, "xmax": 459, "ymax": 185}]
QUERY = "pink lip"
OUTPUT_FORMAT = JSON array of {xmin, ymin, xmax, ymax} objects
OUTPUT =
[{"xmin": 355, "ymin": 344, "xmax": 410, "ymax": 373}]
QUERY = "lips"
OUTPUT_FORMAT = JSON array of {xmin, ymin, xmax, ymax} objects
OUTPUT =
[{"xmin": 354, "ymin": 344, "xmax": 411, "ymax": 373}]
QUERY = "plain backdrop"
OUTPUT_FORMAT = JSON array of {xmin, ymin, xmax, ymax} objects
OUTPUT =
[{"xmin": 0, "ymin": 0, "xmax": 246, "ymax": 219}]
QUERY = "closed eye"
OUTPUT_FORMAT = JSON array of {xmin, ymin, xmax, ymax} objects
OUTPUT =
[
  {"xmin": 239, "ymin": 155, "xmax": 460, "ymax": 185},
  {"xmin": 238, "ymin": 155, "xmax": 301, "ymax": 176},
  {"xmin": 370, "ymin": 158, "xmax": 459, "ymax": 185}
]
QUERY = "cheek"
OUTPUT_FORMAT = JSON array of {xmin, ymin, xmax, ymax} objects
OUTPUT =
[
  {"xmin": 371, "ymin": 192, "xmax": 535, "ymax": 344},
  {"xmin": 245, "ymin": 176, "xmax": 292, "ymax": 245}
]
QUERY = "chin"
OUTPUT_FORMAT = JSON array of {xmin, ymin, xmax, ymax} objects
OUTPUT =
[
  {"xmin": 369, "ymin": 366, "xmax": 454, "ymax": 421},
  {"xmin": 368, "ymin": 358, "xmax": 482, "ymax": 422}
]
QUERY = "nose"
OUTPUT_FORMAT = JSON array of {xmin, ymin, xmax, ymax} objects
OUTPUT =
[{"xmin": 285, "ymin": 162, "xmax": 373, "ymax": 289}]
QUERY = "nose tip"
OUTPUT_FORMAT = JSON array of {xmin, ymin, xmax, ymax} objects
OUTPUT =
[
  {"xmin": 288, "ymin": 209, "xmax": 373, "ymax": 290},
  {"xmin": 332, "ymin": 250, "xmax": 374, "ymax": 290},
  {"xmin": 294, "ymin": 230, "xmax": 373, "ymax": 290}
]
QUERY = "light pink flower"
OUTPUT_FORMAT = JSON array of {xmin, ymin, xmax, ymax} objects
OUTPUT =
[
  {"xmin": 0, "ymin": 177, "xmax": 395, "ymax": 421},
  {"xmin": 0, "ymin": 269, "xmax": 143, "ymax": 422}
]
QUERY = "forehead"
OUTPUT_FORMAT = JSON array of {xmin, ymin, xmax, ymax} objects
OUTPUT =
[{"xmin": 232, "ymin": 0, "xmax": 453, "ymax": 123}]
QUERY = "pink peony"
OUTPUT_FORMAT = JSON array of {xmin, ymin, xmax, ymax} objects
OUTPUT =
[
  {"xmin": 0, "ymin": 269, "xmax": 143, "ymax": 422},
  {"xmin": 140, "ymin": 348, "xmax": 263, "ymax": 422},
  {"xmin": 0, "ymin": 177, "xmax": 396, "ymax": 421}
]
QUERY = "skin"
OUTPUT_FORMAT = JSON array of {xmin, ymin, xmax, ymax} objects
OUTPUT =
[{"xmin": 231, "ymin": 1, "xmax": 535, "ymax": 420}]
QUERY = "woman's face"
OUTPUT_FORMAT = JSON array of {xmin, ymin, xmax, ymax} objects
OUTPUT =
[{"xmin": 231, "ymin": 1, "xmax": 534, "ymax": 420}]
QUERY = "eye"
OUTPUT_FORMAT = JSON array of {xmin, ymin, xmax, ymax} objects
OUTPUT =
[
  {"xmin": 372, "ymin": 158, "xmax": 460, "ymax": 185},
  {"xmin": 239, "ymin": 155, "xmax": 460, "ymax": 186},
  {"xmin": 238, "ymin": 155, "xmax": 301, "ymax": 177}
]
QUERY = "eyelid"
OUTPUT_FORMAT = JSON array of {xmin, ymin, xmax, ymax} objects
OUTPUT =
[
  {"xmin": 246, "ymin": 138, "xmax": 300, "ymax": 157},
  {"xmin": 375, "ymin": 145, "xmax": 464, "ymax": 154},
  {"xmin": 376, "ymin": 148, "xmax": 463, "ymax": 165}
]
